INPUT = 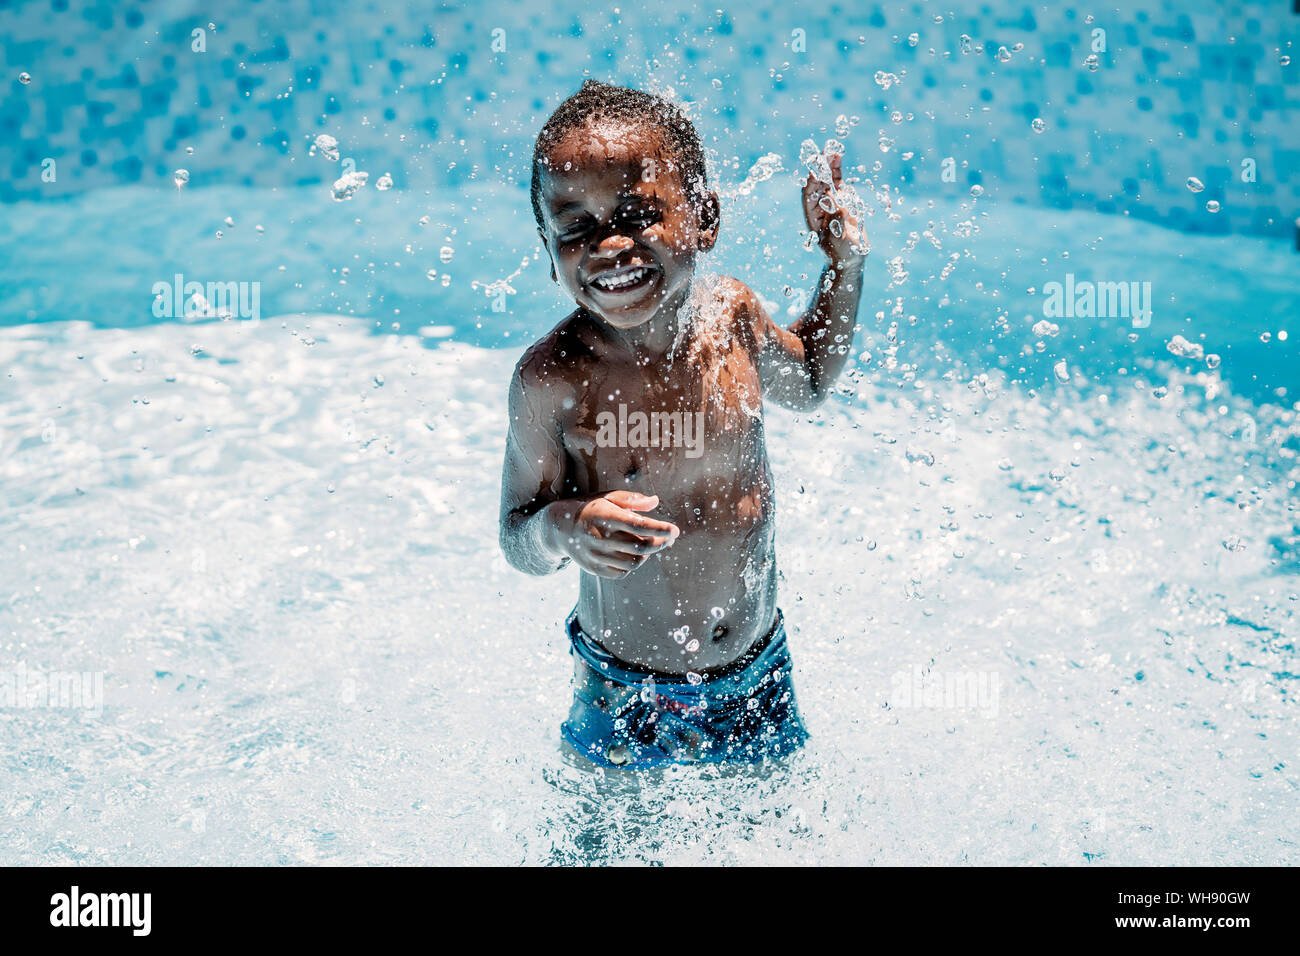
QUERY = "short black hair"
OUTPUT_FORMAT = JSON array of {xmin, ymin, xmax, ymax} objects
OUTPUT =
[{"xmin": 530, "ymin": 80, "xmax": 709, "ymax": 230}]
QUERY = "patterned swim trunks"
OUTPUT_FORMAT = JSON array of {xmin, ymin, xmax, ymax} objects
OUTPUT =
[{"xmin": 560, "ymin": 608, "xmax": 809, "ymax": 769}]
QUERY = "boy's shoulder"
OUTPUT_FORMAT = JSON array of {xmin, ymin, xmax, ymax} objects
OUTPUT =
[
  {"xmin": 705, "ymin": 274, "xmax": 764, "ymax": 313},
  {"xmin": 700, "ymin": 275, "xmax": 773, "ymax": 346},
  {"xmin": 510, "ymin": 309, "xmax": 592, "ymax": 398}
]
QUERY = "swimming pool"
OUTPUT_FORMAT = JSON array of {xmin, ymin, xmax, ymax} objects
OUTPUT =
[{"xmin": 1, "ymin": 1, "xmax": 1297, "ymax": 865}]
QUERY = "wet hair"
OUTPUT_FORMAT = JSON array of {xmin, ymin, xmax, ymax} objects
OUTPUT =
[{"xmin": 530, "ymin": 79, "xmax": 710, "ymax": 230}]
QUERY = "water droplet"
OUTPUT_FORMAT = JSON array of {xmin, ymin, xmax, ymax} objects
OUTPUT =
[
  {"xmin": 1031, "ymin": 118, "xmax": 1046, "ymax": 134},
  {"xmin": 1206, "ymin": 200, "xmax": 1220, "ymax": 213},
  {"xmin": 173, "ymin": 169, "xmax": 190, "ymax": 188},
  {"xmin": 1054, "ymin": 359, "xmax": 1069, "ymax": 382},
  {"xmin": 426, "ymin": 269, "xmax": 438, "ymax": 280},
  {"xmin": 311, "ymin": 133, "xmax": 340, "ymax": 162},
  {"xmin": 905, "ymin": 444, "xmax": 935, "ymax": 466},
  {"xmin": 1166, "ymin": 334, "xmax": 1204, "ymax": 360},
  {"xmin": 1084, "ymin": 54, "xmax": 1100, "ymax": 71},
  {"xmin": 439, "ymin": 245, "xmax": 455, "ymax": 263},
  {"xmin": 997, "ymin": 46, "xmax": 1012, "ymax": 63},
  {"xmin": 969, "ymin": 184, "xmax": 984, "ymax": 197},
  {"xmin": 331, "ymin": 170, "xmax": 368, "ymax": 201},
  {"xmin": 375, "ymin": 172, "xmax": 394, "ymax": 191},
  {"xmin": 710, "ymin": 607, "xmax": 725, "ymax": 620},
  {"xmin": 711, "ymin": 77, "xmax": 723, "ymax": 90},
  {"xmin": 372, "ymin": 373, "xmax": 385, "ymax": 387},
  {"xmin": 686, "ymin": 672, "xmax": 703, "ymax": 686},
  {"xmin": 18, "ymin": 71, "xmax": 32, "ymax": 85},
  {"xmin": 1186, "ymin": 176, "xmax": 1205, "ymax": 193}
]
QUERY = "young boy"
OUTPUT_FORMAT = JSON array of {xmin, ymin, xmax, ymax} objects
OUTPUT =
[{"xmin": 499, "ymin": 80, "xmax": 866, "ymax": 769}]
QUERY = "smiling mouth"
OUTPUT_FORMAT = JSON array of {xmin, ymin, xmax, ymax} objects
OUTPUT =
[{"xmin": 587, "ymin": 264, "xmax": 659, "ymax": 295}]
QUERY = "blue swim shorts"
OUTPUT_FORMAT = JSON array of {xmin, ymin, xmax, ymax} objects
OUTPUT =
[{"xmin": 560, "ymin": 608, "xmax": 810, "ymax": 769}]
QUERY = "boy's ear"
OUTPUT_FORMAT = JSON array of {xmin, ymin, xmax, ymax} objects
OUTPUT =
[
  {"xmin": 537, "ymin": 227, "xmax": 558, "ymax": 283},
  {"xmin": 696, "ymin": 191, "xmax": 721, "ymax": 252}
]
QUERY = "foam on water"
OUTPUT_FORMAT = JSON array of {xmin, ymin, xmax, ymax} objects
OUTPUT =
[{"xmin": 1, "ymin": 300, "xmax": 1295, "ymax": 863}]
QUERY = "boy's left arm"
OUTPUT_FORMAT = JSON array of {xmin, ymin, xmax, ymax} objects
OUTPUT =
[{"xmin": 749, "ymin": 151, "xmax": 867, "ymax": 410}]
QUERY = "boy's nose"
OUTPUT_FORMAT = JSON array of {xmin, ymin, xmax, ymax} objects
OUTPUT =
[{"xmin": 592, "ymin": 234, "xmax": 634, "ymax": 258}]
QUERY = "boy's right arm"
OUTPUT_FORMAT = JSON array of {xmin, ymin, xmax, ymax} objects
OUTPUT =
[{"xmin": 498, "ymin": 359, "xmax": 680, "ymax": 578}]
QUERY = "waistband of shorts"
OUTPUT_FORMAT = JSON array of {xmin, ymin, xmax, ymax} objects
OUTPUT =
[{"xmin": 565, "ymin": 608, "xmax": 787, "ymax": 690}]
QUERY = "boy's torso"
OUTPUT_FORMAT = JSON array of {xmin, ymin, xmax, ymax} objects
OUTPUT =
[{"xmin": 538, "ymin": 284, "xmax": 779, "ymax": 672}]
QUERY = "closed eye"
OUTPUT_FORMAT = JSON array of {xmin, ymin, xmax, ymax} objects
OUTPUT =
[
  {"xmin": 557, "ymin": 218, "xmax": 595, "ymax": 243},
  {"xmin": 554, "ymin": 202, "xmax": 660, "ymax": 244},
  {"xmin": 618, "ymin": 203, "xmax": 660, "ymax": 230}
]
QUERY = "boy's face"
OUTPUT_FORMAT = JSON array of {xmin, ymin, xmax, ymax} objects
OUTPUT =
[{"xmin": 537, "ymin": 119, "xmax": 718, "ymax": 331}]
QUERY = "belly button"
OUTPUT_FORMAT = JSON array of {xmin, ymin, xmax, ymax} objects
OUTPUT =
[{"xmin": 712, "ymin": 623, "xmax": 728, "ymax": 642}]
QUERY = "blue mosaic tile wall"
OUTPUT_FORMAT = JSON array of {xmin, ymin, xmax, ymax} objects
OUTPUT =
[{"xmin": 1, "ymin": 0, "xmax": 1297, "ymax": 236}]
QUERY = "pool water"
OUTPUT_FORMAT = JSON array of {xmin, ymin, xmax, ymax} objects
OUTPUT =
[{"xmin": 1, "ymin": 176, "xmax": 1296, "ymax": 864}]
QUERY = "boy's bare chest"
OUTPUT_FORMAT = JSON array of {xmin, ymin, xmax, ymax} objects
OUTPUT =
[{"xmin": 558, "ymin": 346, "xmax": 765, "ymax": 490}]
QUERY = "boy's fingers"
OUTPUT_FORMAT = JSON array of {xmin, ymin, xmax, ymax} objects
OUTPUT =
[
  {"xmin": 598, "ymin": 512, "xmax": 679, "ymax": 541},
  {"xmin": 619, "ymin": 509, "xmax": 680, "ymax": 537},
  {"xmin": 589, "ymin": 555, "xmax": 640, "ymax": 576},
  {"xmin": 830, "ymin": 152, "xmax": 843, "ymax": 188},
  {"xmin": 803, "ymin": 199, "xmax": 823, "ymax": 231},
  {"xmin": 606, "ymin": 531, "xmax": 673, "ymax": 554},
  {"xmin": 607, "ymin": 490, "xmax": 660, "ymax": 512}
]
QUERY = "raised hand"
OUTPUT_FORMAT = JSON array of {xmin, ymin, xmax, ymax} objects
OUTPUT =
[{"xmin": 802, "ymin": 151, "xmax": 868, "ymax": 265}]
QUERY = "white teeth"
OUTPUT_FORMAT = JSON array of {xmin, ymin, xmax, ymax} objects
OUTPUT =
[{"xmin": 593, "ymin": 266, "xmax": 652, "ymax": 291}]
